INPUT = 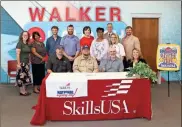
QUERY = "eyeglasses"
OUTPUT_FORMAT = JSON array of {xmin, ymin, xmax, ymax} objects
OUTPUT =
[{"xmin": 111, "ymin": 37, "xmax": 117, "ymax": 38}]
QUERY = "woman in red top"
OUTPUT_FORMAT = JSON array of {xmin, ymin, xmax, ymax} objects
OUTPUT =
[{"xmin": 80, "ymin": 26, "xmax": 94, "ymax": 48}]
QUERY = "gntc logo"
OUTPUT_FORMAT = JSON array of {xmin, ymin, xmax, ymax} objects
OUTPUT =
[{"xmin": 57, "ymin": 83, "xmax": 78, "ymax": 98}]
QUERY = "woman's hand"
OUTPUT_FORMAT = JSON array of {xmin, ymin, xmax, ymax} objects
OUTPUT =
[
  {"xmin": 17, "ymin": 63, "xmax": 21, "ymax": 70},
  {"xmin": 47, "ymin": 69, "xmax": 53, "ymax": 73},
  {"xmin": 42, "ymin": 57, "xmax": 47, "ymax": 62},
  {"xmin": 101, "ymin": 68, "xmax": 105, "ymax": 72}
]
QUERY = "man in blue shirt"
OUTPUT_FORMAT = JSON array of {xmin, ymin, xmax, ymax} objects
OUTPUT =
[
  {"xmin": 99, "ymin": 47, "xmax": 124, "ymax": 72},
  {"xmin": 60, "ymin": 24, "xmax": 80, "ymax": 71},
  {"xmin": 46, "ymin": 26, "xmax": 62, "ymax": 56}
]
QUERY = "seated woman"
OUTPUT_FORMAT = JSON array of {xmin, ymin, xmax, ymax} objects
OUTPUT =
[{"xmin": 124, "ymin": 48, "xmax": 146, "ymax": 71}]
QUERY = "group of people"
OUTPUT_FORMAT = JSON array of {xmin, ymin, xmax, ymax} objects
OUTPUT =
[{"xmin": 15, "ymin": 23, "xmax": 146, "ymax": 96}]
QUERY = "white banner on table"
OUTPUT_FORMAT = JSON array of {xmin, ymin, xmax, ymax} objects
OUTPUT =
[{"xmin": 46, "ymin": 73, "xmax": 88, "ymax": 98}]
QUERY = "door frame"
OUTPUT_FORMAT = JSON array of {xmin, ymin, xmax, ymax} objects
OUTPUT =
[{"xmin": 131, "ymin": 13, "xmax": 162, "ymax": 84}]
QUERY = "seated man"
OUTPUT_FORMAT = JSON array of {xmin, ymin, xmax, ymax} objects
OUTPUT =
[
  {"xmin": 99, "ymin": 47, "xmax": 124, "ymax": 72},
  {"xmin": 73, "ymin": 45, "xmax": 98, "ymax": 73},
  {"xmin": 46, "ymin": 45, "xmax": 71, "ymax": 73}
]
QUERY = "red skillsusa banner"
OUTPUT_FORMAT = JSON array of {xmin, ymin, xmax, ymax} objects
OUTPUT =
[{"xmin": 31, "ymin": 76, "xmax": 151, "ymax": 125}]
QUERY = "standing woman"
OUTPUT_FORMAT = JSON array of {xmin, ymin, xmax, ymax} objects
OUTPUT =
[
  {"xmin": 31, "ymin": 32, "xmax": 47, "ymax": 94},
  {"xmin": 80, "ymin": 26, "xmax": 94, "ymax": 48},
  {"xmin": 16, "ymin": 31, "xmax": 32, "ymax": 96},
  {"xmin": 90, "ymin": 27, "xmax": 109, "ymax": 65},
  {"xmin": 110, "ymin": 33, "xmax": 125, "ymax": 60}
]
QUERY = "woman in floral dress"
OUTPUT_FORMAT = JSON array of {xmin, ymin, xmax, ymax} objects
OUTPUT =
[{"xmin": 16, "ymin": 31, "xmax": 32, "ymax": 96}]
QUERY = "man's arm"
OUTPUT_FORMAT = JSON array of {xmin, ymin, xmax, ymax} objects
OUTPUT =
[
  {"xmin": 134, "ymin": 37, "xmax": 141, "ymax": 51},
  {"xmin": 46, "ymin": 39, "xmax": 50, "ymax": 55},
  {"xmin": 66, "ymin": 60, "xmax": 72, "ymax": 72},
  {"xmin": 46, "ymin": 57, "xmax": 53, "ymax": 73},
  {"xmin": 74, "ymin": 37, "xmax": 80, "ymax": 59},
  {"xmin": 63, "ymin": 51, "xmax": 70, "ymax": 59},
  {"xmin": 99, "ymin": 59, "xmax": 106, "ymax": 72},
  {"xmin": 118, "ymin": 60, "xmax": 124, "ymax": 72},
  {"xmin": 60, "ymin": 37, "xmax": 72, "ymax": 60},
  {"xmin": 60, "ymin": 37, "xmax": 68, "ymax": 58},
  {"xmin": 74, "ymin": 51, "xmax": 80, "ymax": 59},
  {"xmin": 93, "ymin": 59, "xmax": 99, "ymax": 72},
  {"xmin": 73, "ymin": 57, "xmax": 80, "ymax": 72}
]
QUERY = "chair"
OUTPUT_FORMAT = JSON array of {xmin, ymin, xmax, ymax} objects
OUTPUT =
[{"xmin": 7, "ymin": 60, "xmax": 17, "ymax": 84}]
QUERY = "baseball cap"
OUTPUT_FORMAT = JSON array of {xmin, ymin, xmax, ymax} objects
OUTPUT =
[
  {"xmin": 56, "ymin": 45, "xmax": 64, "ymax": 50},
  {"xmin": 82, "ymin": 45, "xmax": 90, "ymax": 49}
]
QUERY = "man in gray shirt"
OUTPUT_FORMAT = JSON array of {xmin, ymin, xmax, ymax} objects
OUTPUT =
[
  {"xmin": 99, "ymin": 47, "xmax": 124, "ymax": 72},
  {"xmin": 60, "ymin": 24, "xmax": 80, "ymax": 71}
]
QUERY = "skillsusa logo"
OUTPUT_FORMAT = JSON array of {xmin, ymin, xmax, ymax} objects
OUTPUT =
[
  {"xmin": 57, "ymin": 83, "xmax": 78, "ymax": 98},
  {"xmin": 102, "ymin": 80, "xmax": 133, "ymax": 97},
  {"xmin": 63, "ymin": 80, "xmax": 135, "ymax": 116}
]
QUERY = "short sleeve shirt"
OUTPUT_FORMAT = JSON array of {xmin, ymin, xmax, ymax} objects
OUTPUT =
[
  {"xmin": 31, "ymin": 42, "xmax": 47, "ymax": 64},
  {"xmin": 73, "ymin": 55, "xmax": 98, "ymax": 72},
  {"xmin": 16, "ymin": 42, "xmax": 31, "ymax": 63}
]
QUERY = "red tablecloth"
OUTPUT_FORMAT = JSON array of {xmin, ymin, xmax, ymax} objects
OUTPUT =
[{"xmin": 30, "ymin": 75, "xmax": 151, "ymax": 126}]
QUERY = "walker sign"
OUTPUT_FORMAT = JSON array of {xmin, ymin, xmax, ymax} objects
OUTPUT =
[{"xmin": 1, "ymin": 1, "xmax": 127, "ymax": 83}]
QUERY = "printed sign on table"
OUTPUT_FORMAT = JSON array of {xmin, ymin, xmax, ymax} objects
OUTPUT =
[
  {"xmin": 156, "ymin": 44, "xmax": 181, "ymax": 71},
  {"xmin": 46, "ymin": 73, "xmax": 88, "ymax": 98}
]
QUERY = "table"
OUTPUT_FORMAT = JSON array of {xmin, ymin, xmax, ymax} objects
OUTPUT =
[{"xmin": 30, "ymin": 72, "xmax": 152, "ymax": 126}]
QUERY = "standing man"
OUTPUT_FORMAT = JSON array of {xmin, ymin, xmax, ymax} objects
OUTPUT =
[
  {"xmin": 46, "ymin": 26, "xmax": 62, "ymax": 56},
  {"xmin": 60, "ymin": 24, "xmax": 80, "ymax": 71},
  {"xmin": 104, "ymin": 23, "xmax": 114, "ymax": 43},
  {"xmin": 121, "ymin": 26, "xmax": 141, "ymax": 68}
]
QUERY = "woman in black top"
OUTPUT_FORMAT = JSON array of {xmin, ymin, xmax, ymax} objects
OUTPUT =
[
  {"xmin": 31, "ymin": 32, "xmax": 47, "ymax": 94},
  {"xmin": 124, "ymin": 48, "xmax": 146, "ymax": 71}
]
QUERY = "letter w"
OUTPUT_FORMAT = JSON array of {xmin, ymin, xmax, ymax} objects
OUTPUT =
[{"xmin": 29, "ymin": 7, "xmax": 45, "ymax": 21}]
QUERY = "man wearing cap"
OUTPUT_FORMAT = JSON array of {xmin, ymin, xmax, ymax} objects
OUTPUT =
[
  {"xmin": 73, "ymin": 45, "xmax": 98, "ymax": 73},
  {"xmin": 46, "ymin": 45, "xmax": 72, "ymax": 73},
  {"xmin": 99, "ymin": 47, "xmax": 124, "ymax": 72}
]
